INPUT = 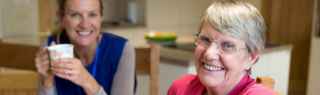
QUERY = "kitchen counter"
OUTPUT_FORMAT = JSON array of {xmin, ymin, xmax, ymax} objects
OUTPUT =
[
  {"xmin": 106, "ymin": 26, "xmax": 293, "ymax": 65},
  {"xmin": 106, "ymin": 26, "xmax": 196, "ymax": 62}
]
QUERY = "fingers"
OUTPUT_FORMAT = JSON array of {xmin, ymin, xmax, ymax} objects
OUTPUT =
[
  {"xmin": 36, "ymin": 48, "xmax": 50, "ymax": 61},
  {"xmin": 51, "ymin": 58, "xmax": 82, "ymax": 80},
  {"xmin": 53, "ymin": 66, "xmax": 78, "ymax": 80},
  {"xmin": 37, "ymin": 48, "xmax": 49, "ymax": 58},
  {"xmin": 35, "ymin": 47, "xmax": 51, "ymax": 77},
  {"xmin": 50, "ymin": 59, "xmax": 75, "ymax": 70},
  {"xmin": 51, "ymin": 58, "xmax": 96, "ymax": 87}
]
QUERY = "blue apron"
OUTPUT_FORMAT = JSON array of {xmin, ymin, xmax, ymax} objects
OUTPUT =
[{"xmin": 48, "ymin": 31, "xmax": 127, "ymax": 95}]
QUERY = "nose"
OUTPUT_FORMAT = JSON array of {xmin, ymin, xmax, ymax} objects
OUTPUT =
[
  {"xmin": 79, "ymin": 17, "xmax": 90, "ymax": 29},
  {"xmin": 204, "ymin": 43, "xmax": 220, "ymax": 61}
]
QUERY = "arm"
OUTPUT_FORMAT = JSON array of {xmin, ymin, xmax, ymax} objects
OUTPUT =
[
  {"xmin": 94, "ymin": 42, "xmax": 135, "ymax": 95},
  {"xmin": 38, "ymin": 41, "xmax": 135, "ymax": 95},
  {"xmin": 110, "ymin": 42, "xmax": 135, "ymax": 95},
  {"xmin": 38, "ymin": 80, "xmax": 57, "ymax": 95},
  {"xmin": 36, "ymin": 40, "xmax": 57, "ymax": 95}
]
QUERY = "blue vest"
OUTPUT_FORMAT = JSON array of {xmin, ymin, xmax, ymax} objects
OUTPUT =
[{"xmin": 48, "ymin": 31, "xmax": 127, "ymax": 95}]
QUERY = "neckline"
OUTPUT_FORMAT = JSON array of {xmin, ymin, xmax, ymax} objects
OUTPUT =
[{"xmin": 228, "ymin": 74, "xmax": 254, "ymax": 95}]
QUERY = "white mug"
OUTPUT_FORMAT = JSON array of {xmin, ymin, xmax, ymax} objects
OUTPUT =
[{"xmin": 47, "ymin": 44, "xmax": 74, "ymax": 61}]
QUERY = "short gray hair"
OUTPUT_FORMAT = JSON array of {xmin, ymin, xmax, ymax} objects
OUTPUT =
[{"xmin": 199, "ymin": 0, "xmax": 266, "ymax": 53}]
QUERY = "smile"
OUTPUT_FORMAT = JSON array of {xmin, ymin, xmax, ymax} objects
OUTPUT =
[
  {"xmin": 202, "ymin": 62, "xmax": 224, "ymax": 71},
  {"xmin": 77, "ymin": 31, "xmax": 93, "ymax": 36}
]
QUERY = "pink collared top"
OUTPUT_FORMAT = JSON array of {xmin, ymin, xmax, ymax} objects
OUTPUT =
[{"xmin": 167, "ymin": 74, "xmax": 276, "ymax": 95}]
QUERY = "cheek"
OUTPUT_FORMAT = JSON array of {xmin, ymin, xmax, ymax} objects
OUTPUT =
[
  {"xmin": 93, "ymin": 22, "xmax": 101, "ymax": 30},
  {"xmin": 62, "ymin": 18, "xmax": 79, "ymax": 29},
  {"xmin": 194, "ymin": 46, "xmax": 206, "ymax": 61},
  {"xmin": 91, "ymin": 17, "xmax": 102, "ymax": 27},
  {"xmin": 222, "ymin": 55, "xmax": 248, "ymax": 71}
]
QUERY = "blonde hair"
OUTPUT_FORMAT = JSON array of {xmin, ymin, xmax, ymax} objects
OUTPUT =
[
  {"xmin": 199, "ymin": 0, "xmax": 266, "ymax": 53},
  {"xmin": 57, "ymin": 0, "xmax": 104, "ymax": 17}
]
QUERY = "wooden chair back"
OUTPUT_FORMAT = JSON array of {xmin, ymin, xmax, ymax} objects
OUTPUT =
[
  {"xmin": 135, "ymin": 44, "xmax": 160, "ymax": 95},
  {"xmin": 256, "ymin": 76, "xmax": 275, "ymax": 89}
]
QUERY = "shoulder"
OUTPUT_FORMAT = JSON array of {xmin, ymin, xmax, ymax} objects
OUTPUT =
[
  {"xmin": 123, "ymin": 41, "xmax": 134, "ymax": 51},
  {"xmin": 99, "ymin": 32, "xmax": 128, "ymax": 51},
  {"xmin": 168, "ymin": 74, "xmax": 204, "ymax": 95},
  {"xmin": 242, "ymin": 83, "xmax": 277, "ymax": 95},
  {"xmin": 98, "ymin": 32, "xmax": 130, "ymax": 61},
  {"xmin": 171, "ymin": 74, "xmax": 198, "ymax": 86},
  {"xmin": 119, "ymin": 41, "xmax": 135, "ymax": 61},
  {"xmin": 101, "ymin": 32, "xmax": 127, "ymax": 42}
]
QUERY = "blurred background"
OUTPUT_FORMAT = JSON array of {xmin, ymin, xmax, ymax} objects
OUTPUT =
[{"xmin": 0, "ymin": 0, "xmax": 319, "ymax": 95}]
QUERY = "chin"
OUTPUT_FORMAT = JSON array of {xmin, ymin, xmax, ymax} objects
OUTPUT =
[
  {"xmin": 73, "ymin": 39, "xmax": 96, "ymax": 47},
  {"xmin": 198, "ymin": 72, "xmax": 224, "ymax": 87},
  {"xmin": 197, "ymin": 67, "xmax": 226, "ymax": 88}
]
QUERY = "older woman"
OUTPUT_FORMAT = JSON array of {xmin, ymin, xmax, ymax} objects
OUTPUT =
[
  {"xmin": 35, "ymin": 0, "xmax": 135, "ymax": 95},
  {"xmin": 168, "ymin": 0, "xmax": 276, "ymax": 95}
]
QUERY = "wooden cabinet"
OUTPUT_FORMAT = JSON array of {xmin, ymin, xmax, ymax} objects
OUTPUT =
[
  {"xmin": 38, "ymin": 0, "xmax": 56, "ymax": 33},
  {"xmin": 262, "ymin": 0, "xmax": 314, "ymax": 95}
]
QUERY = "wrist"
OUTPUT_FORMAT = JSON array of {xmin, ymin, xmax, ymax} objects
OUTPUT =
[
  {"xmin": 82, "ymin": 77, "xmax": 100, "ymax": 95},
  {"xmin": 41, "ymin": 75, "xmax": 54, "ymax": 88}
]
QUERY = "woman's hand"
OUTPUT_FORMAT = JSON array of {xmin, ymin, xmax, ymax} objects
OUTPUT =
[
  {"xmin": 51, "ymin": 58, "xmax": 100, "ymax": 95},
  {"xmin": 35, "ymin": 47, "xmax": 54, "ymax": 88}
]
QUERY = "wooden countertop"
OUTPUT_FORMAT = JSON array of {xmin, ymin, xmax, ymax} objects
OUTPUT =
[{"xmin": 0, "ymin": 67, "xmax": 38, "ymax": 89}]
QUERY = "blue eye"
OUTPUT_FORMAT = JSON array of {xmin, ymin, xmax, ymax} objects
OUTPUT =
[{"xmin": 221, "ymin": 42, "xmax": 236, "ymax": 51}]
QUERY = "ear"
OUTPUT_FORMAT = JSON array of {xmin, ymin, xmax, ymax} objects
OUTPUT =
[
  {"xmin": 245, "ymin": 52, "xmax": 260, "ymax": 70},
  {"xmin": 56, "ymin": 11, "xmax": 63, "ymax": 21},
  {"xmin": 249, "ymin": 51, "xmax": 260, "ymax": 64},
  {"xmin": 55, "ymin": 11, "xmax": 65, "ymax": 30},
  {"xmin": 56, "ymin": 11, "xmax": 64, "ymax": 24}
]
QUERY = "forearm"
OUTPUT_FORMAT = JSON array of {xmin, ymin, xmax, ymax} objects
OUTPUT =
[
  {"xmin": 94, "ymin": 86, "xmax": 108, "ymax": 95},
  {"xmin": 82, "ymin": 76, "xmax": 102, "ymax": 95},
  {"xmin": 111, "ymin": 42, "xmax": 135, "ymax": 95},
  {"xmin": 38, "ymin": 85, "xmax": 57, "ymax": 95},
  {"xmin": 38, "ymin": 75, "xmax": 57, "ymax": 95},
  {"xmin": 38, "ymin": 77, "xmax": 57, "ymax": 95}
]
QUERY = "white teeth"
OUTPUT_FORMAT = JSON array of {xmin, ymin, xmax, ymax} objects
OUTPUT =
[
  {"xmin": 78, "ymin": 31, "xmax": 91, "ymax": 36},
  {"xmin": 203, "ymin": 63, "xmax": 223, "ymax": 71}
]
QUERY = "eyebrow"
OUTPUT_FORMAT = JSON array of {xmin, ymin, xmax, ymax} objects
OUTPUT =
[{"xmin": 65, "ymin": 8, "xmax": 99, "ymax": 13}]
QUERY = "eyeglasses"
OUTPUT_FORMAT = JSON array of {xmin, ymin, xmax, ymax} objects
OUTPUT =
[{"xmin": 194, "ymin": 34, "xmax": 248, "ymax": 54}]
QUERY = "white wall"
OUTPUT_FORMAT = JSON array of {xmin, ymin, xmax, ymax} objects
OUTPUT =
[
  {"xmin": 146, "ymin": 0, "xmax": 263, "ymax": 36},
  {"xmin": 0, "ymin": 0, "xmax": 39, "ymax": 45},
  {"xmin": 307, "ymin": 0, "xmax": 320, "ymax": 94},
  {"xmin": 252, "ymin": 46, "xmax": 292, "ymax": 95},
  {"xmin": 146, "ymin": 0, "xmax": 212, "ymax": 36},
  {"xmin": 308, "ymin": 37, "xmax": 320, "ymax": 95},
  {"xmin": 0, "ymin": 0, "xmax": 3, "ymax": 38}
]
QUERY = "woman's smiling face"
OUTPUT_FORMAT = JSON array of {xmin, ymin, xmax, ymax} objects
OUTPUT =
[
  {"xmin": 61, "ymin": 0, "xmax": 102, "ymax": 47},
  {"xmin": 195, "ymin": 22, "xmax": 256, "ymax": 89}
]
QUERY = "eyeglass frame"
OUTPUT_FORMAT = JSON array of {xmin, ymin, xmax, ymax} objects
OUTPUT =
[{"xmin": 194, "ymin": 33, "xmax": 250, "ymax": 54}]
